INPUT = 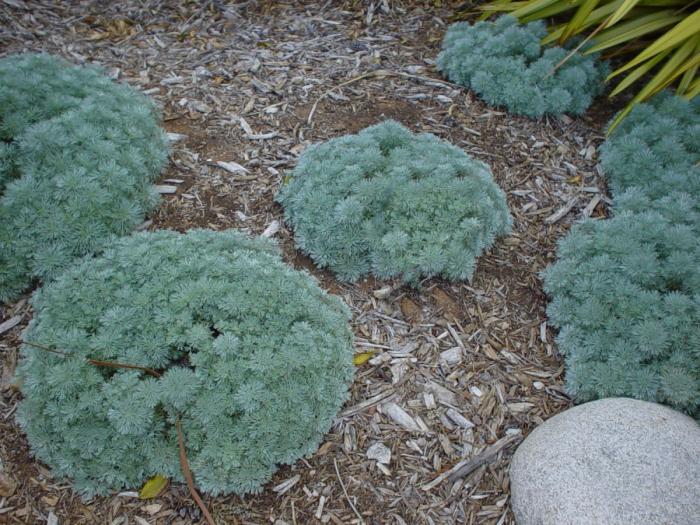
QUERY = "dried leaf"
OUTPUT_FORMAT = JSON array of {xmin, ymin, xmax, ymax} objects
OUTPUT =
[
  {"xmin": 399, "ymin": 297, "xmax": 422, "ymax": 323},
  {"xmin": 0, "ymin": 471, "xmax": 16, "ymax": 497},
  {"xmin": 138, "ymin": 474, "xmax": 168, "ymax": 499},
  {"xmin": 353, "ymin": 351, "xmax": 376, "ymax": 366}
]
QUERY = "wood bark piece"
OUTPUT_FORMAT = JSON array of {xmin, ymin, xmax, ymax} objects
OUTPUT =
[
  {"xmin": 0, "ymin": 316, "xmax": 22, "ymax": 335},
  {"xmin": 382, "ymin": 402, "xmax": 420, "ymax": 432},
  {"xmin": 421, "ymin": 433, "xmax": 521, "ymax": 491},
  {"xmin": 544, "ymin": 196, "xmax": 578, "ymax": 224}
]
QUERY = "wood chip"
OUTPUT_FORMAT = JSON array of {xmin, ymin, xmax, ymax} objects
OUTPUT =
[
  {"xmin": 381, "ymin": 402, "xmax": 420, "ymax": 432},
  {"xmin": 544, "ymin": 196, "xmax": 579, "ymax": 224},
  {"xmin": 439, "ymin": 347, "xmax": 462, "ymax": 365},
  {"xmin": 0, "ymin": 2, "xmax": 605, "ymax": 521},
  {"xmin": 272, "ymin": 474, "xmax": 300, "ymax": 495},
  {"xmin": 366, "ymin": 442, "xmax": 391, "ymax": 464},
  {"xmin": 422, "ymin": 434, "xmax": 521, "ymax": 490},
  {"xmin": 582, "ymin": 194, "xmax": 602, "ymax": 218},
  {"xmin": 216, "ymin": 160, "xmax": 249, "ymax": 174},
  {"xmin": 166, "ymin": 132, "xmax": 187, "ymax": 142},
  {"xmin": 0, "ymin": 316, "xmax": 21, "ymax": 335},
  {"xmin": 446, "ymin": 408, "xmax": 474, "ymax": 429},
  {"xmin": 261, "ymin": 220, "xmax": 280, "ymax": 238}
]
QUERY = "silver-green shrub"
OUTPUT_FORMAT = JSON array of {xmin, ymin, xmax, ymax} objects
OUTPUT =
[
  {"xmin": 437, "ymin": 15, "xmax": 607, "ymax": 118},
  {"xmin": 277, "ymin": 120, "xmax": 511, "ymax": 283},
  {"xmin": 17, "ymin": 230, "xmax": 354, "ymax": 497},
  {"xmin": 0, "ymin": 54, "xmax": 168, "ymax": 302},
  {"xmin": 543, "ymin": 93, "xmax": 700, "ymax": 418},
  {"xmin": 599, "ymin": 92, "xmax": 700, "ymax": 202},
  {"xmin": 543, "ymin": 210, "xmax": 700, "ymax": 418}
]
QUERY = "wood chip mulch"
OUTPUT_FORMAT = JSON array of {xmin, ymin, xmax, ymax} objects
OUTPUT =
[{"xmin": 0, "ymin": 1, "xmax": 622, "ymax": 524}]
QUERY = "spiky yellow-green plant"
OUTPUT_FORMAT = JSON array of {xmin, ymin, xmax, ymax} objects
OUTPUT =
[{"xmin": 474, "ymin": 1, "xmax": 700, "ymax": 131}]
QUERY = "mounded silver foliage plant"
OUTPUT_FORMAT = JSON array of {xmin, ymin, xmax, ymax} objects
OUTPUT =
[
  {"xmin": 0, "ymin": 54, "xmax": 169, "ymax": 302},
  {"xmin": 437, "ymin": 15, "xmax": 607, "ymax": 118},
  {"xmin": 599, "ymin": 92, "xmax": 700, "ymax": 206},
  {"xmin": 277, "ymin": 120, "xmax": 511, "ymax": 283},
  {"xmin": 543, "ymin": 93, "xmax": 700, "ymax": 418},
  {"xmin": 17, "ymin": 230, "xmax": 354, "ymax": 496}
]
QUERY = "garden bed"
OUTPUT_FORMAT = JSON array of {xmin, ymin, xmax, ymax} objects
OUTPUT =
[{"xmin": 0, "ymin": 1, "xmax": 621, "ymax": 523}]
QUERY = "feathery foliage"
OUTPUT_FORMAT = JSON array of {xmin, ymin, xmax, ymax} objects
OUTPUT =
[
  {"xmin": 599, "ymin": 92, "xmax": 700, "ymax": 202},
  {"xmin": 475, "ymin": 0, "xmax": 700, "ymax": 131},
  {"xmin": 277, "ymin": 120, "xmax": 511, "ymax": 283},
  {"xmin": 16, "ymin": 230, "xmax": 354, "ymax": 497},
  {"xmin": 542, "ymin": 212, "xmax": 700, "ymax": 418},
  {"xmin": 543, "ymin": 93, "xmax": 700, "ymax": 418},
  {"xmin": 0, "ymin": 54, "xmax": 168, "ymax": 302},
  {"xmin": 437, "ymin": 16, "xmax": 607, "ymax": 118}
]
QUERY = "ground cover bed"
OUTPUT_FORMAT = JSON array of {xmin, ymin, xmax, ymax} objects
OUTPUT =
[{"xmin": 0, "ymin": 1, "xmax": 623, "ymax": 523}]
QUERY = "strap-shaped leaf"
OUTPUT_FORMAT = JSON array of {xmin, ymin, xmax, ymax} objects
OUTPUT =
[
  {"xmin": 605, "ymin": 0, "xmax": 642, "ymax": 27},
  {"xmin": 677, "ymin": 41, "xmax": 700, "ymax": 94},
  {"xmin": 542, "ymin": 0, "xmax": 625, "ymax": 44},
  {"xmin": 478, "ymin": 0, "xmax": 523, "ymax": 20},
  {"xmin": 653, "ymin": 46, "xmax": 700, "ymax": 92},
  {"xmin": 522, "ymin": 0, "xmax": 587, "ymax": 23},
  {"xmin": 561, "ymin": 0, "xmax": 601, "ymax": 42},
  {"xmin": 683, "ymin": 75, "xmax": 700, "ymax": 98},
  {"xmin": 608, "ymin": 48, "xmax": 671, "ymax": 96},
  {"xmin": 511, "ymin": 0, "xmax": 563, "ymax": 19},
  {"xmin": 619, "ymin": 8, "xmax": 700, "ymax": 74},
  {"xmin": 587, "ymin": 10, "xmax": 682, "ymax": 54},
  {"xmin": 608, "ymin": 33, "xmax": 699, "ymax": 132}
]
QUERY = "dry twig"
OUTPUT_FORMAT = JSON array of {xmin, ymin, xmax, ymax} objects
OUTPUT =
[
  {"xmin": 21, "ymin": 340, "xmax": 162, "ymax": 378},
  {"xmin": 334, "ymin": 458, "xmax": 365, "ymax": 524},
  {"xmin": 21, "ymin": 340, "xmax": 218, "ymax": 523},
  {"xmin": 176, "ymin": 417, "xmax": 218, "ymax": 525},
  {"xmin": 422, "ymin": 433, "xmax": 522, "ymax": 491}
]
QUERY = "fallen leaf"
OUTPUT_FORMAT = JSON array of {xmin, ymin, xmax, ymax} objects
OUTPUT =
[
  {"xmin": 399, "ymin": 297, "xmax": 422, "ymax": 323},
  {"xmin": 430, "ymin": 288, "xmax": 459, "ymax": 320},
  {"xmin": 353, "ymin": 351, "xmax": 376, "ymax": 366},
  {"xmin": 138, "ymin": 474, "xmax": 168, "ymax": 499},
  {"xmin": 0, "ymin": 471, "xmax": 16, "ymax": 497}
]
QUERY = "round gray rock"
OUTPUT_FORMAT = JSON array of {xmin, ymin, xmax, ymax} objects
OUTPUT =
[{"xmin": 510, "ymin": 398, "xmax": 700, "ymax": 525}]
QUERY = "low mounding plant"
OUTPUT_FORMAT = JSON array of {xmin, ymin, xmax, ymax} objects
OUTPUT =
[
  {"xmin": 542, "ymin": 211, "xmax": 700, "ymax": 418},
  {"xmin": 437, "ymin": 15, "xmax": 607, "ymax": 118},
  {"xmin": 0, "ymin": 54, "xmax": 169, "ymax": 302},
  {"xmin": 17, "ymin": 230, "xmax": 354, "ymax": 497},
  {"xmin": 277, "ymin": 120, "xmax": 511, "ymax": 283},
  {"xmin": 474, "ymin": 1, "xmax": 700, "ymax": 131},
  {"xmin": 599, "ymin": 92, "xmax": 700, "ymax": 200},
  {"xmin": 544, "ymin": 92, "xmax": 700, "ymax": 419}
]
